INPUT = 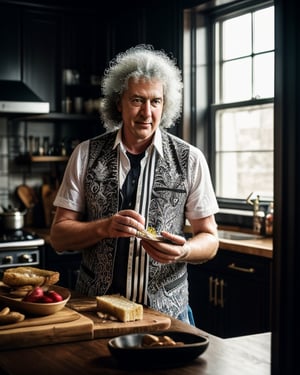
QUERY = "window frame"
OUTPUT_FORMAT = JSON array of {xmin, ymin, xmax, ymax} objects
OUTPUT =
[{"xmin": 184, "ymin": 0, "xmax": 274, "ymax": 213}]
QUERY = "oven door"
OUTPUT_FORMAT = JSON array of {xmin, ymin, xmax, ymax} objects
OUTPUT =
[{"xmin": 0, "ymin": 246, "xmax": 42, "ymax": 278}]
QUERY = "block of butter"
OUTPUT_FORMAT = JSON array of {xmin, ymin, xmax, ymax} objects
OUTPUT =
[{"xmin": 96, "ymin": 294, "xmax": 143, "ymax": 322}]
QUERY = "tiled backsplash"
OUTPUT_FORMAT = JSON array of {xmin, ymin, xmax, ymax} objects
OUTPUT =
[{"xmin": 0, "ymin": 117, "xmax": 54, "ymax": 209}]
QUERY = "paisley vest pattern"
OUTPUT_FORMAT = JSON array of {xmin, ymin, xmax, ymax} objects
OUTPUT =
[{"xmin": 76, "ymin": 129, "xmax": 190, "ymax": 318}]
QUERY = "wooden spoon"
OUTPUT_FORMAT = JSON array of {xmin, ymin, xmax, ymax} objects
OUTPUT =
[{"xmin": 16, "ymin": 185, "xmax": 38, "ymax": 209}]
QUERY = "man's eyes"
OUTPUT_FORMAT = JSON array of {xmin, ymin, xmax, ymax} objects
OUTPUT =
[
  {"xmin": 132, "ymin": 98, "xmax": 143, "ymax": 104},
  {"xmin": 131, "ymin": 98, "xmax": 162, "ymax": 106},
  {"xmin": 152, "ymin": 99, "xmax": 162, "ymax": 106}
]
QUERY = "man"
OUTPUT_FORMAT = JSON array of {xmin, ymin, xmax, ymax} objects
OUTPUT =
[{"xmin": 50, "ymin": 45, "xmax": 219, "ymax": 324}]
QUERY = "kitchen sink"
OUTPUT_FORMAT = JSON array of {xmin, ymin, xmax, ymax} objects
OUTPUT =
[{"xmin": 217, "ymin": 230, "xmax": 263, "ymax": 241}]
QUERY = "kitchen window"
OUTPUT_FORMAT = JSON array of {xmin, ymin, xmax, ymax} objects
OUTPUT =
[{"xmin": 184, "ymin": 1, "xmax": 274, "ymax": 208}]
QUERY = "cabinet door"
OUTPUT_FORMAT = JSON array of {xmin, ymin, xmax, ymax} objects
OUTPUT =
[
  {"xmin": 222, "ymin": 252, "xmax": 271, "ymax": 337},
  {"xmin": 188, "ymin": 264, "xmax": 219, "ymax": 334},
  {"xmin": 61, "ymin": 13, "xmax": 107, "ymax": 77},
  {"xmin": 188, "ymin": 251, "xmax": 271, "ymax": 338},
  {"xmin": 22, "ymin": 9, "xmax": 60, "ymax": 111},
  {"xmin": 0, "ymin": 4, "xmax": 21, "ymax": 80}
]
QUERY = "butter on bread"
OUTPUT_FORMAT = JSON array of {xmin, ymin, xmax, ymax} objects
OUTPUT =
[{"xmin": 96, "ymin": 294, "xmax": 143, "ymax": 322}]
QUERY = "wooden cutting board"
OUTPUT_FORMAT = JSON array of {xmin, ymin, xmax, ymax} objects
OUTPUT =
[
  {"xmin": 41, "ymin": 183, "xmax": 59, "ymax": 227},
  {"xmin": 0, "ymin": 307, "xmax": 93, "ymax": 350},
  {"xmin": 68, "ymin": 297, "xmax": 172, "ymax": 338},
  {"xmin": 0, "ymin": 306, "xmax": 79, "ymax": 330}
]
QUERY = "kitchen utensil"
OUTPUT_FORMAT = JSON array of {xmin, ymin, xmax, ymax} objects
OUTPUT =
[
  {"xmin": 0, "ymin": 208, "xmax": 27, "ymax": 230},
  {"xmin": 16, "ymin": 184, "xmax": 39, "ymax": 208},
  {"xmin": 108, "ymin": 331, "xmax": 209, "ymax": 369},
  {"xmin": 41, "ymin": 183, "xmax": 59, "ymax": 227},
  {"xmin": 16, "ymin": 185, "xmax": 39, "ymax": 226}
]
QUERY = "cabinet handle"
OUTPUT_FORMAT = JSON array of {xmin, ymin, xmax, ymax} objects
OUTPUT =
[
  {"xmin": 209, "ymin": 276, "xmax": 219, "ymax": 305},
  {"xmin": 214, "ymin": 277, "xmax": 219, "ymax": 306},
  {"xmin": 209, "ymin": 276, "xmax": 214, "ymax": 303},
  {"xmin": 219, "ymin": 279, "xmax": 224, "ymax": 308},
  {"xmin": 209, "ymin": 277, "xmax": 225, "ymax": 307},
  {"xmin": 228, "ymin": 263, "xmax": 255, "ymax": 273}
]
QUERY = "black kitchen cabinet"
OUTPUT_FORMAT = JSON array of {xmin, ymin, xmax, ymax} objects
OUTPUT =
[
  {"xmin": 22, "ymin": 9, "xmax": 60, "ymax": 112},
  {"xmin": 43, "ymin": 243, "xmax": 82, "ymax": 290},
  {"xmin": 188, "ymin": 250, "xmax": 271, "ymax": 338},
  {"xmin": 0, "ymin": 4, "xmax": 21, "ymax": 81}
]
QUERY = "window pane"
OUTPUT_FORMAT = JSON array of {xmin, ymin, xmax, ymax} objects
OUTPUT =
[
  {"xmin": 222, "ymin": 14, "xmax": 251, "ymax": 59},
  {"xmin": 253, "ymin": 7, "xmax": 274, "ymax": 53},
  {"xmin": 216, "ymin": 105, "xmax": 273, "ymax": 151},
  {"xmin": 223, "ymin": 58, "xmax": 251, "ymax": 102},
  {"xmin": 216, "ymin": 105, "xmax": 273, "ymax": 199},
  {"xmin": 253, "ymin": 52, "xmax": 274, "ymax": 98},
  {"xmin": 216, "ymin": 151, "xmax": 273, "ymax": 199}
]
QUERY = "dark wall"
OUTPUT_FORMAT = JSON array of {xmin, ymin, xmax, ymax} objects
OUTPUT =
[{"xmin": 272, "ymin": 1, "xmax": 299, "ymax": 374}]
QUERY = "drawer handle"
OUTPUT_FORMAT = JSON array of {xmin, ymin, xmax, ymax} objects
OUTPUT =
[
  {"xmin": 219, "ymin": 279, "xmax": 224, "ymax": 308},
  {"xmin": 209, "ymin": 276, "xmax": 219, "ymax": 305},
  {"xmin": 209, "ymin": 277, "xmax": 225, "ymax": 307},
  {"xmin": 209, "ymin": 276, "xmax": 214, "ymax": 303},
  {"xmin": 228, "ymin": 263, "xmax": 255, "ymax": 273},
  {"xmin": 214, "ymin": 278, "xmax": 219, "ymax": 306}
]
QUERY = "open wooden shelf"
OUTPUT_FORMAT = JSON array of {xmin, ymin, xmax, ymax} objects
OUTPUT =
[{"xmin": 30, "ymin": 155, "xmax": 69, "ymax": 162}]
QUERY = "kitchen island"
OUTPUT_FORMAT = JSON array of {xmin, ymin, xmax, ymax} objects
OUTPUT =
[{"xmin": 0, "ymin": 293, "xmax": 270, "ymax": 375}]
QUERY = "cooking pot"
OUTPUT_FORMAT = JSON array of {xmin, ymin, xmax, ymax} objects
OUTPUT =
[{"xmin": 0, "ymin": 208, "xmax": 27, "ymax": 230}]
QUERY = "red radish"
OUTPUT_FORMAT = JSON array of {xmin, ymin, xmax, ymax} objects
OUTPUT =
[
  {"xmin": 41, "ymin": 295, "xmax": 54, "ymax": 303},
  {"xmin": 45, "ymin": 290, "xmax": 63, "ymax": 302},
  {"xmin": 23, "ymin": 286, "xmax": 44, "ymax": 302},
  {"xmin": 22, "ymin": 286, "xmax": 64, "ymax": 303}
]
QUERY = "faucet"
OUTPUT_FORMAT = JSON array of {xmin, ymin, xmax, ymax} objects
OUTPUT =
[{"xmin": 246, "ymin": 192, "xmax": 265, "ymax": 235}]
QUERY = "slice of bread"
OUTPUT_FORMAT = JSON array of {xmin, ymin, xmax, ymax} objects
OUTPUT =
[
  {"xmin": 2, "ymin": 267, "xmax": 59, "ymax": 287},
  {"xmin": 96, "ymin": 294, "xmax": 143, "ymax": 322}
]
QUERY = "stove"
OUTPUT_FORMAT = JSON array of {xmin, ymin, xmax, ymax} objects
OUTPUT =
[
  {"xmin": 0, "ymin": 230, "xmax": 45, "ymax": 249},
  {"xmin": 0, "ymin": 229, "xmax": 45, "ymax": 270}
]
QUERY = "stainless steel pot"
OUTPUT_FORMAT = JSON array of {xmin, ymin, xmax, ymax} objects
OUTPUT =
[{"xmin": 1, "ymin": 209, "xmax": 27, "ymax": 230}]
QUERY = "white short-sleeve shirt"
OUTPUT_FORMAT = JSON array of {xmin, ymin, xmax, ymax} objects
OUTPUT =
[{"xmin": 53, "ymin": 128, "xmax": 219, "ymax": 220}]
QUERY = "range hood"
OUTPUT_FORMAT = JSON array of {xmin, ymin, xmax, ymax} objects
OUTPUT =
[{"xmin": 0, "ymin": 80, "xmax": 50, "ymax": 114}]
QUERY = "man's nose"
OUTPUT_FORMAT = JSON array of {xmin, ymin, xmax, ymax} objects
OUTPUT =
[{"xmin": 140, "ymin": 100, "xmax": 151, "ymax": 117}]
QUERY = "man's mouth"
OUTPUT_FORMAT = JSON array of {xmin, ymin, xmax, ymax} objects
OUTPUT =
[{"xmin": 136, "ymin": 121, "xmax": 151, "ymax": 126}]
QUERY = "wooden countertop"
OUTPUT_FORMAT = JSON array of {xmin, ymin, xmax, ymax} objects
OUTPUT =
[
  {"xmin": 217, "ymin": 225, "xmax": 273, "ymax": 259},
  {"xmin": 184, "ymin": 224, "xmax": 273, "ymax": 259},
  {"xmin": 219, "ymin": 236, "xmax": 273, "ymax": 259},
  {"xmin": 0, "ymin": 305, "xmax": 271, "ymax": 375}
]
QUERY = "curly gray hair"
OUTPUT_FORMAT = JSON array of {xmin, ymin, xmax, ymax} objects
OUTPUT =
[{"xmin": 100, "ymin": 44, "xmax": 183, "ymax": 130}]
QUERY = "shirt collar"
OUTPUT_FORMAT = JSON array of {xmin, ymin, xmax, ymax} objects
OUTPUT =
[{"xmin": 113, "ymin": 127, "xmax": 164, "ymax": 158}]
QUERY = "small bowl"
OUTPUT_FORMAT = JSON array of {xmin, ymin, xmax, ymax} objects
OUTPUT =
[
  {"xmin": 0, "ymin": 285, "xmax": 70, "ymax": 316},
  {"xmin": 108, "ymin": 331, "xmax": 209, "ymax": 369}
]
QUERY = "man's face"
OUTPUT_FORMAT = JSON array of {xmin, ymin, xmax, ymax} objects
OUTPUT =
[{"xmin": 118, "ymin": 77, "xmax": 164, "ymax": 143}]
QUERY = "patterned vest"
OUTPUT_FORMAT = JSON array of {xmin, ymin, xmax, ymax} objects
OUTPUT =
[{"xmin": 76, "ymin": 129, "xmax": 190, "ymax": 318}]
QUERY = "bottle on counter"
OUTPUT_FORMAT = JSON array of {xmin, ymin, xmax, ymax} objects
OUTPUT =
[
  {"xmin": 252, "ymin": 195, "xmax": 265, "ymax": 235},
  {"xmin": 265, "ymin": 201, "xmax": 274, "ymax": 236}
]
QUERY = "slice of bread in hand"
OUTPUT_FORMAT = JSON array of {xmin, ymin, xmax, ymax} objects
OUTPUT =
[{"xmin": 96, "ymin": 294, "xmax": 143, "ymax": 322}]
